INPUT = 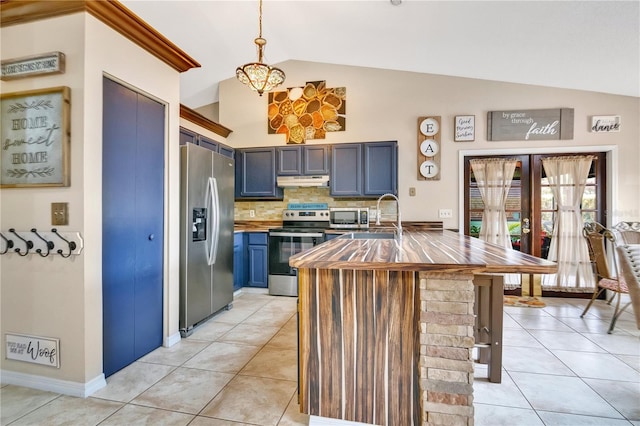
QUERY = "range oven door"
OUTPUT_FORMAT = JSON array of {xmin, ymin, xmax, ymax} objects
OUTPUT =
[{"xmin": 268, "ymin": 231, "xmax": 324, "ymax": 276}]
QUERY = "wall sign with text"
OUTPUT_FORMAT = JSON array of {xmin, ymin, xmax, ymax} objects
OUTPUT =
[
  {"xmin": 590, "ymin": 115, "xmax": 621, "ymax": 133},
  {"xmin": 487, "ymin": 108, "xmax": 574, "ymax": 141},
  {"xmin": 1, "ymin": 86, "xmax": 70, "ymax": 188},
  {"xmin": 417, "ymin": 116, "xmax": 441, "ymax": 181},
  {"xmin": 5, "ymin": 333, "xmax": 60, "ymax": 368},
  {"xmin": 1, "ymin": 52, "xmax": 65, "ymax": 81},
  {"xmin": 454, "ymin": 115, "xmax": 475, "ymax": 142}
]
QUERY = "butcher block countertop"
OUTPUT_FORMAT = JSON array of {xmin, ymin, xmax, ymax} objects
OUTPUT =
[{"xmin": 289, "ymin": 229, "xmax": 557, "ymax": 274}]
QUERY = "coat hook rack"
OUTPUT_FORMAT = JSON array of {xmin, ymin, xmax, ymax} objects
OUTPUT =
[
  {"xmin": 0, "ymin": 232, "xmax": 14, "ymax": 255},
  {"xmin": 31, "ymin": 228, "xmax": 55, "ymax": 257},
  {"xmin": 9, "ymin": 228, "xmax": 33, "ymax": 257},
  {"xmin": 1, "ymin": 228, "xmax": 83, "ymax": 257},
  {"xmin": 52, "ymin": 228, "xmax": 76, "ymax": 258}
]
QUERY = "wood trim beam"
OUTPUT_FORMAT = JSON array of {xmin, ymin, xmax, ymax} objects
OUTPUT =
[
  {"xmin": 180, "ymin": 104, "xmax": 232, "ymax": 138},
  {"xmin": 0, "ymin": 0, "xmax": 200, "ymax": 73}
]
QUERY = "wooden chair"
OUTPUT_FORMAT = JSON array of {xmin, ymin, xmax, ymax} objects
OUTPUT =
[
  {"xmin": 581, "ymin": 222, "xmax": 629, "ymax": 333},
  {"xmin": 616, "ymin": 244, "xmax": 640, "ymax": 330}
]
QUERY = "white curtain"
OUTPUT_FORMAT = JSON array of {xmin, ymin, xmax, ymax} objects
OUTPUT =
[
  {"xmin": 470, "ymin": 158, "xmax": 520, "ymax": 289},
  {"xmin": 541, "ymin": 155, "xmax": 595, "ymax": 291}
]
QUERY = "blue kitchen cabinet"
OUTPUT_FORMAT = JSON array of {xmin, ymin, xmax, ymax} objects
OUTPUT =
[
  {"xmin": 363, "ymin": 141, "xmax": 397, "ymax": 196},
  {"xmin": 233, "ymin": 233, "xmax": 245, "ymax": 291},
  {"xmin": 330, "ymin": 141, "xmax": 397, "ymax": 198},
  {"xmin": 277, "ymin": 145, "xmax": 329, "ymax": 175},
  {"xmin": 179, "ymin": 126, "xmax": 233, "ymax": 158},
  {"xmin": 218, "ymin": 144, "xmax": 234, "ymax": 158},
  {"xmin": 330, "ymin": 143, "xmax": 363, "ymax": 197},
  {"xmin": 179, "ymin": 127, "xmax": 197, "ymax": 145},
  {"xmin": 246, "ymin": 232, "xmax": 268, "ymax": 288},
  {"xmin": 235, "ymin": 148, "xmax": 284, "ymax": 199},
  {"xmin": 198, "ymin": 135, "xmax": 219, "ymax": 152}
]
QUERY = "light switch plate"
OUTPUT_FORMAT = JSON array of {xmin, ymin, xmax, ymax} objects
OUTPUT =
[
  {"xmin": 409, "ymin": 187, "xmax": 416, "ymax": 196},
  {"xmin": 52, "ymin": 202, "xmax": 69, "ymax": 226}
]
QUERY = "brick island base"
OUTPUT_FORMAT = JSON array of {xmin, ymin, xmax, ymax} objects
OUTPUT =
[{"xmin": 297, "ymin": 268, "xmax": 476, "ymax": 426}]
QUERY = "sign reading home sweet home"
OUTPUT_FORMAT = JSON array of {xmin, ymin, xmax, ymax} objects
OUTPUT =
[
  {"xmin": 1, "ymin": 86, "xmax": 70, "ymax": 188},
  {"xmin": 487, "ymin": 108, "xmax": 574, "ymax": 141}
]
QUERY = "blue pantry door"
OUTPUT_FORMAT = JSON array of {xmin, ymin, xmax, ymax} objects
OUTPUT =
[{"xmin": 102, "ymin": 77, "xmax": 164, "ymax": 377}]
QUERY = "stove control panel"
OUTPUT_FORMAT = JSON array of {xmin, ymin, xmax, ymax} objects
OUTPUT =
[{"xmin": 282, "ymin": 209, "xmax": 330, "ymax": 221}]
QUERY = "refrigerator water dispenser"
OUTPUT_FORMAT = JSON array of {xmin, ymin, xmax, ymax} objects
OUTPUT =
[{"xmin": 192, "ymin": 208, "xmax": 207, "ymax": 242}]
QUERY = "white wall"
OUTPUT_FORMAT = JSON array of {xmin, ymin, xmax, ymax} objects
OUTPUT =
[
  {"xmin": 219, "ymin": 60, "xmax": 640, "ymax": 226},
  {"xmin": 0, "ymin": 12, "xmax": 182, "ymax": 395}
]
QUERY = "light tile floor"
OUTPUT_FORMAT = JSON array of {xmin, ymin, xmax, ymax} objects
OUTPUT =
[{"xmin": 1, "ymin": 290, "xmax": 639, "ymax": 426}]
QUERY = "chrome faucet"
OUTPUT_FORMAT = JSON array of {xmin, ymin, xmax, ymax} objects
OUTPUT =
[{"xmin": 375, "ymin": 193, "xmax": 402, "ymax": 240}]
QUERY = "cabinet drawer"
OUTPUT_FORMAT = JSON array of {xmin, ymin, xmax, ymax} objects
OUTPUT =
[{"xmin": 248, "ymin": 232, "xmax": 268, "ymax": 245}]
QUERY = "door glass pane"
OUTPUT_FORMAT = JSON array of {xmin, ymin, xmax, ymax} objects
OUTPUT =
[{"xmin": 506, "ymin": 176, "xmax": 522, "ymax": 251}]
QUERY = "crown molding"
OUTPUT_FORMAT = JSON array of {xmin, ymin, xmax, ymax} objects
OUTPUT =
[
  {"xmin": 180, "ymin": 104, "xmax": 232, "ymax": 138},
  {"xmin": 0, "ymin": 0, "xmax": 200, "ymax": 73}
]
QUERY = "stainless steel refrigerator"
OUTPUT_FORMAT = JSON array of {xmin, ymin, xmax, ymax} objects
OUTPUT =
[{"xmin": 179, "ymin": 143, "xmax": 234, "ymax": 337}]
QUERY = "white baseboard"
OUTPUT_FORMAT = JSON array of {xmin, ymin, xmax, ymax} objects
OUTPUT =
[
  {"xmin": 0, "ymin": 369, "xmax": 106, "ymax": 398},
  {"xmin": 165, "ymin": 331, "xmax": 181, "ymax": 347}
]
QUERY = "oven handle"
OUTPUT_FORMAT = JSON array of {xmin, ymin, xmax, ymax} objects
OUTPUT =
[{"xmin": 269, "ymin": 232, "xmax": 325, "ymax": 238}]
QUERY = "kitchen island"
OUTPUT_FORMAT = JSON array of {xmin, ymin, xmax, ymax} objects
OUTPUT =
[{"xmin": 289, "ymin": 230, "xmax": 557, "ymax": 426}]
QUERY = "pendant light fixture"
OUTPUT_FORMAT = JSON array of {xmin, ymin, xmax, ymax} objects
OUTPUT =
[{"xmin": 236, "ymin": 0, "xmax": 285, "ymax": 96}]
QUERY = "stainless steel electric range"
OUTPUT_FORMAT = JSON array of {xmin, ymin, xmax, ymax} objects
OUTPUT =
[{"xmin": 267, "ymin": 209, "xmax": 329, "ymax": 296}]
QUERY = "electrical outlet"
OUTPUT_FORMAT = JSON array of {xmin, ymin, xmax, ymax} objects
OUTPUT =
[
  {"xmin": 249, "ymin": 209, "xmax": 255, "ymax": 218},
  {"xmin": 409, "ymin": 187, "xmax": 416, "ymax": 196},
  {"xmin": 438, "ymin": 208, "xmax": 453, "ymax": 219},
  {"xmin": 369, "ymin": 209, "xmax": 377, "ymax": 220}
]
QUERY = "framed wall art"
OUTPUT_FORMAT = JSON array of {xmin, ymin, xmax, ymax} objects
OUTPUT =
[
  {"xmin": 1, "ymin": 86, "xmax": 70, "ymax": 188},
  {"xmin": 454, "ymin": 115, "xmax": 475, "ymax": 142}
]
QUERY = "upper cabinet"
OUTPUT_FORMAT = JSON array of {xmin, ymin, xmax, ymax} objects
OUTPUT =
[
  {"xmin": 330, "ymin": 141, "xmax": 397, "ymax": 198},
  {"xmin": 179, "ymin": 127, "xmax": 198, "ymax": 145},
  {"xmin": 179, "ymin": 126, "xmax": 234, "ymax": 158},
  {"xmin": 363, "ymin": 141, "xmax": 397, "ymax": 196},
  {"xmin": 277, "ymin": 145, "xmax": 329, "ymax": 176},
  {"xmin": 235, "ymin": 148, "xmax": 284, "ymax": 200},
  {"xmin": 330, "ymin": 143, "xmax": 362, "ymax": 197},
  {"xmin": 237, "ymin": 141, "xmax": 396, "ymax": 200}
]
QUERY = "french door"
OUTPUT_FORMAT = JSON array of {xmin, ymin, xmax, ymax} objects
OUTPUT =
[{"xmin": 464, "ymin": 152, "xmax": 606, "ymax": 296}]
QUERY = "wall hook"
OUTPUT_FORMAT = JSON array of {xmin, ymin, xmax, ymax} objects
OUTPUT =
[
  {"xmin": 0, "ymin": 232, "xmax": 14, "ymax": 255},
  {"xmin": 31, "ymin": 228, "xmax": 54, "ymax": 257},
  {"xmin": 9, "ymin": 228, "xmax": 33, "ymax": 257},
  {"xmin": 52, "ymin": 228, "xmax": 76, "ymax": 258}
]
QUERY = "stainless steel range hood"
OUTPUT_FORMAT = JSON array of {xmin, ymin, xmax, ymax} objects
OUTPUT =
[{"xmin": 277, "ymin": 175, "xmax": 330, "ymax": 188}]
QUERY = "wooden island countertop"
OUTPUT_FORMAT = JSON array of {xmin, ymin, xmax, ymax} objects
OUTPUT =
[
  {"xmin": 290, "ymin": 229, "xmax": 557, "ymax": 274},
  {"xmin": 291, "ymin": 230, "xmax": 557, "ymax": 426}
]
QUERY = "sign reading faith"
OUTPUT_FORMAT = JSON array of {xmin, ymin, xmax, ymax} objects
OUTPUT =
[
  {"xmin": 1, "ymin": 52, "xmax": 65, "ymax": 80},
  {"xmin": 487, "ymin": 108, "xmax": 574, "ymax": 141},
  {"xmin": 5, "ymin": 333, "xmax": 60, "ymax": 368},
  {"xmin": 1, "ymin": 86, "xmax": 70, "ymax": 188}
]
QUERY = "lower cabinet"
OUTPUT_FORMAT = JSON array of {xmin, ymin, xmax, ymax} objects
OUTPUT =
[
  {"xmin": 233, "ymin": 233, "xmax": 245, "ymax": 291},
  {"xmin": 246, "ymin": 232, "xmax": 268, "ymax": 288}
]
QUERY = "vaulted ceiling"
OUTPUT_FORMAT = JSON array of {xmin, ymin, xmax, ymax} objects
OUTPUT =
[{"xmin": 121, "ymin": 0, "xmax": 640, "ymax": 109}]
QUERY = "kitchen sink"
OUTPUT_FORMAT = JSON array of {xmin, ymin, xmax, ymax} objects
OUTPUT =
[{"xmin": 343, "ymin": 232, "xmax": 396, "ymax": 240}]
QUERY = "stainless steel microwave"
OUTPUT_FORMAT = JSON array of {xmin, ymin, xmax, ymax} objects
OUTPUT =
[{"xmin": 329, "ymin": 207, "xmax": 369, "ymax": 229}]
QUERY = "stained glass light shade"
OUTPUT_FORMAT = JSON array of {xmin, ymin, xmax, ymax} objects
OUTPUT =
[{"xmin": 236, "ymin": 59, "xmax": 285, "ymax": 96}]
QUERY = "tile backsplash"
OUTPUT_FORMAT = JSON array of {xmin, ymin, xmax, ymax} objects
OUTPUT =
[{"xmin": 234, "ymin": 187, "xmax": 395, "ymax": 221}]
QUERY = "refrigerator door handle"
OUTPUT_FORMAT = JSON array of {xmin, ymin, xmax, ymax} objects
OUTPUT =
[{"xmin": 207, "ymin": 177, "xmax": 220, "ymax": 266}]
